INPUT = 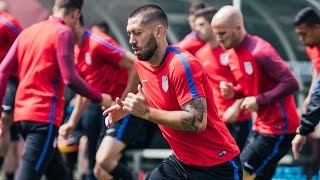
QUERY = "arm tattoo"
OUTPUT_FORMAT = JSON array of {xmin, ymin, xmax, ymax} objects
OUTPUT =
[{"xmin": 180, "ymin": 97, "xmax": 206, "ymax": 131}]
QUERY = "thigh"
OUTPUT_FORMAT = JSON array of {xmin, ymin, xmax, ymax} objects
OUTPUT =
[
  {"xmin": 15, "ymin": 122, "xmax": 62, "ymax": 180},
  {"xmin": 240, "ymin": 133, "xmax": 295, "ymax": 179},
  {"xmin": 95, "ymin": 136, "xmax": 125, "ymax": 170}
]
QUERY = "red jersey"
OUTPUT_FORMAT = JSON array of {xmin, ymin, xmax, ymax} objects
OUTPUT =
[
  {"xmin": 306, "ymin": 46, "xmax": 320, "ymax": 72},
  {"xmin": 176, "ymin": 31, "xmax": 205, "ymax": 56},
  {"xmin": 228, "ymin": 34, "xmax": 300, "ymax": 135},
  {"xmin": 196, "ymin": 43, "xmax": 251, "ymax": 122},
  {"xmin": 0, "ymin": 10, "xmax": 23, "ymax": 62},
  {"xmin": 13, "ymin": 17, "xmax": 103, "ymax": 127},
  {"xmin": 74, "ymin": 29, "xmax": 127, "ymax": 99},
  {"xmin": 135, "ymin": 45, "xmax": 239, "ymax": 166}
]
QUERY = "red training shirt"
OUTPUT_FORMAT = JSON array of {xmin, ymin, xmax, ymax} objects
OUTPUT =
[
  {"xmin": 228, "ymin": 34, "xmax": 300, "ymax": 135},
  {"xmin": 135, "ymin": 45, "xmax": 239, "ymax": 166},
  {"xmin": 196, "ymin": 43, "xmax": 251, "ymax": 122},
  {"xmin": 74, "ymin": 29, "xmax": 127, "ymax": 99}
]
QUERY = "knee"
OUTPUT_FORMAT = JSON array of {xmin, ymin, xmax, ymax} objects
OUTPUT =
[
  {"xmin": 95, "ymin": 153, "xmax": 118, "ymax": 172},
  {"xmin": 93, "ymin": 163, "xmax": 113, "ymax": 180}
]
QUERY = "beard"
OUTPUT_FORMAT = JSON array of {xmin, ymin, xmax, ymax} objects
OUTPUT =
[{"xmin": 134, "ymin": 34, "xmax": 158, "ymax": 61}]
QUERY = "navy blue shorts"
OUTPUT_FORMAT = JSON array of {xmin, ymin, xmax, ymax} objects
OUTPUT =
[
  {"xmin": 146, "ymin": 154, "xmax": 243, "ymax": 180},
  {"xmin": 106, "ymin": 114, "xmax": 158, "ymax": 148},
  {"xmin": 2, "ymin": 76, "xmax": 18, "ymax": 114},
  {"xmin": 240, "ymin": 132, "xmax": 295, "ymax": 180}
]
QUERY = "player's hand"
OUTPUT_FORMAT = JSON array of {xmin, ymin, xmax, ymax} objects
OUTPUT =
[
  {"xmin": 240, "ymin": 96, "xmax": 259, "ymax": 112},
  {"xmin": 219, "ymin": 81, "xmax": 235, "ymax": 99},
  {"xmin": 100, "ymin": 93, "xmax": 112, "ymax": 109},
  {"xmin": 122, "ymin": 84, "xmax": 150, "ymax": 120},
  {"xmin": 291, "ymin": 134, "xmax": 307, "ymax": 160},
  {"xmin": 103, "ymin": 97, "xmax": 127, "ymax": 128},
  {"xmin": 59, "ymin": 121, "xmax": 76, "ymax": 139}
]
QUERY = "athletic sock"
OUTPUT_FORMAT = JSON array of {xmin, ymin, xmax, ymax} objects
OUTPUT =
[{"xmin": 110, "ymin": 163, "xmax": 134, "ymax": 180}]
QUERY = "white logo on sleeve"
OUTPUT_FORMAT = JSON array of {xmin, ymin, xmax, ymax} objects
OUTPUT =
[
  {"xmin": 85, "ymin": 52, "xmax": 92, "ymax": 65},
  {"xmin": 244, "ymin": 62, "xmax": 253, "ymax": 75},
  {"xmin": 162, "ymin": 76, "xmax": 168, "ymax": 92},
  {"xmin": 220, "ymin": 53, "xmax": 229, "ymax": 66}
]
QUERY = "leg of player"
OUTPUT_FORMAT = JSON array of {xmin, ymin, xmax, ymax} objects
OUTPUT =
[
  {"xmin": 77, "ymin": 135, "xmax": 89, "ymax": 180},
  {"xmin": 94, "ymin": 136, "xmax": 129, "ymax": 180}
]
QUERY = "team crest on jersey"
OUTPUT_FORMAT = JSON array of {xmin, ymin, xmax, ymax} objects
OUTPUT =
[
  {"xmin": 85, "ymin": 52, "xmax": 92, "ymax": 65},
  {"xmin": 162, "ymin": 76, "xmax": 168, "ymax": 92},
  {"xmin": 244, "ymin": 62, "xmax": 253, "ymax": 75},
  {"xmin": 220, "ymin": 53, "xmax": 229, "ymax": 66}
]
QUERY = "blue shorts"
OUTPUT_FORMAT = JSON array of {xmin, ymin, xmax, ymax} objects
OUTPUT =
[
  {"xmin": 240, "ymin": 132, "xmax": 295, "ymax": 180},
  {"xmin": 146, "ymin": 154, "xmax": 242, "ymax": 180},
  {"xmin": 106, "ymin": 114, "xmax": 158, "ymax": 148}
]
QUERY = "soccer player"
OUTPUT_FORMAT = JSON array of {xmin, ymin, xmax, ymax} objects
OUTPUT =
[
  {"xmin": 0, "ymin": 3, "xmax": 23, "ymax": 179},
  {"xmin": 291, "ymin": 7, "xmax": 320, "ymax": 159},
  {"xmin": 104, "ymin": 4, "xmax": 242, "ymax": 179},
  {"xmin": 59, "ymin": 15, "xmax": 144, "ymax": 179},
  {"xmin": 212, "ymin": 5, "xmax": 300, "ymax": 180},
  {"xmin": 194, "ymin": 7, "xmax": 252, "ymax": 151},
  {"xmin": 0, "ymin": 0, "xmax": 111, "ymax": 179},
  {"xmin": 294, "ymin": 7, "xmax": 320, "ymax": 113},
  {"xmin": 175, "ymin": 2, "xmax": 207, "ymax": 56}
]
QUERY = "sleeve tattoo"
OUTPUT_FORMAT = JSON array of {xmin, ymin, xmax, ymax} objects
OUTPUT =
[{"xmin": 180, "ymin": 97, "xmax": 207, "ymax": 131}]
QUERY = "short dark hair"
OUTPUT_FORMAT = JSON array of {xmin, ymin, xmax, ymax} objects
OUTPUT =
[
  {"xmin": 129, "ymin": 4, "xmax": 168, "ymax": 28},
  {"xmin": 55, "ymin": 0, "xmax": 83, "ymax": 11},
  {"xmin": 194, "ymin": 7, "xmax": 217, "ymax": 23},
  {"xmin": 92, "ymin": 21, "xmax": 110, "ymax": 34},
  {"xmin": 294, "ymin": 7, "xmax": 320, "ymax": 26},
  {"xmin": 188, "ymin": 2, "xmax": 207, "ymax": 15}
]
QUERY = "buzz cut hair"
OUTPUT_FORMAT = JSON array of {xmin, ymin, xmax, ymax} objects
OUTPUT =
[
  {"xmin": 194, "ymin": 7, "xmax": 217, "ymax": 23},
  {"xmin": 129, "ymin": 4, "xmax": 168, "ymax": 28},
  {"xmin": 294, "ymin": 7, "xmax": 320, "ymax": 27}
]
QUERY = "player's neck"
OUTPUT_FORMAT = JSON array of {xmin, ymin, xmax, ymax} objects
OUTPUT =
[{"xmin": 148, "ymin": 41, "xmax": 168, "ymax": 67}]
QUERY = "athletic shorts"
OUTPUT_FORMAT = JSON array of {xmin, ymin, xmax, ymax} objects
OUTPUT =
[
  {"xmin": 106, "ymin": 114, "xmax": 158, "ymax": 148},
  {"xmin": 2, "ymin": 76, "xmax": 18, "ymax": 114},
  {"xmin": 15, "ymin": 121, "xmax": 68, "ymax": 180},
  {"xmin": 145, "ymin": 154, "xmax": 243, "ymax": 180},
  {"xmin": 240, "ymin": 132, "xmax": 295, "ymax": 180},
  {"xmin": 9, "ymin": 123, "xmax": 20, "ymax": 141}
]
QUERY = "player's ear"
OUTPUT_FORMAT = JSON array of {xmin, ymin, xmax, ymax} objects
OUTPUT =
[{"xmin": 154, "ymin": 25, "xmax": 164, "ymax": 38}]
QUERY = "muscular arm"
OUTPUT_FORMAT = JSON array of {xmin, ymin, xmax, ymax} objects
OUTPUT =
[
  {"xmin": 67, "ymin": 95, "xmax": 89, "ymax": 127},
  {"xmin": 146, "ymin": 97, "xmax": 207, "ymax": 132},
  {"xmin": 56, "ymin": 28, "xmax": 102, "ymax": 103}
]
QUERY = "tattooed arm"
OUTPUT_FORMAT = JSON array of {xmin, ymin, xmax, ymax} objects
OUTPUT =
[
  {"xmin": 145, "ymin": 97, "xmax": 207, "ymax": 132},
  {"xmin": 122, "ymin": 86, "xmax": 208, "ymax": 132}
]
